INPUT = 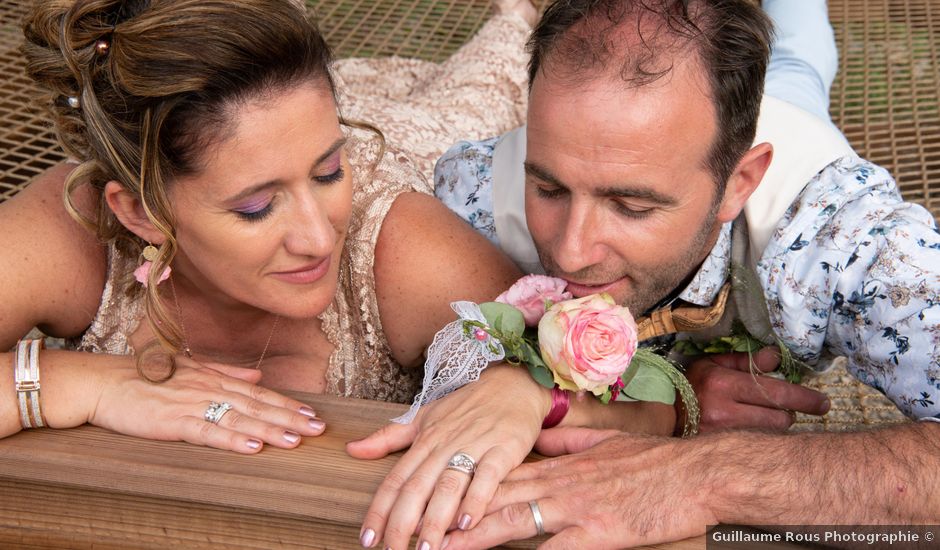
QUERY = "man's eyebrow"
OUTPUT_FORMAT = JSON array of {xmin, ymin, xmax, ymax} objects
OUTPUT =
[
  {"xmin": 224, "ymin": 137, "xmax": 346, "ymax": 203},
  {"xmin": 524, "ymin": 161, "xmax": 678, "ymax": 206}
]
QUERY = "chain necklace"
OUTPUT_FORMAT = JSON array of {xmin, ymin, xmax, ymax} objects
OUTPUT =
[{"xmin": 169, "ymin": 277, "xmax": 281, "ymax": 370}]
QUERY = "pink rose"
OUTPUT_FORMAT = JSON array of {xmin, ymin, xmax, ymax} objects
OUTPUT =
[
  {"xmin": 496, "ymin": 274, "xmax": 572, "ymax": 326},
  {"xmin": 538, "ymin": 293, "xmax": 638, "ymax": 395}
]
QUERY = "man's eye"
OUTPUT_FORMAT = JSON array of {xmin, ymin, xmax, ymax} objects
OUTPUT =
[
  {"xmin": 535, "ymin": 186, "xmax": 566, "ymax": 199},
  {"xmin": 614, "ymin": 201, "xmax": 653, "ymax": 218}
]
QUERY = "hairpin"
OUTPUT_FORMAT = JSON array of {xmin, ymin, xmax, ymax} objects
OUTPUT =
[
  {"xmin": 95, "ymin": 39, "xmax": 110, "ymax": 56},
  {"xmin": 66, "ymin": 96, "xmax": 81, "ymax": 109}
]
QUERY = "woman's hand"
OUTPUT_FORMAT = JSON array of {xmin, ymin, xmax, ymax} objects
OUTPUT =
[
  {"xmin": 347, "ymin": 365, "xmax": 550, "ymax": 550},
  {"xmin": 88, "ymin": 354, "xmax": 326, "ymax": 453}
]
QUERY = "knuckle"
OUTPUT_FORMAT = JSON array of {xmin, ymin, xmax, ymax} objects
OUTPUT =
[
  {"xmin": 198, "ymin": 420, "xmax": 215, "ymax": 442},
  {"xmin": 436, "ymin": 473, "xmax": 464, "ymax": 496},
  {"xmin": 243, "ymin": 399, "xmax": 266, "ymax": 419},
  {"xmin": 381, "ymin": 470, "xmax": 409, "ymax": 492},
  {"xmin": 500, "ymin": 502, "xmax": 532, "ymax": 527}
]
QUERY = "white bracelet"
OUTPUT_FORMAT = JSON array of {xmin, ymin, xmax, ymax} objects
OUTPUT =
[{"xmin": 14, "ymin": 338, "xmax": 45, "ymax": 429}]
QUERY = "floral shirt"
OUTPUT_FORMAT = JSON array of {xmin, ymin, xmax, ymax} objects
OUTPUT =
[{"xmin": 435, "ymin": 140, "xmax": 940, "ymax": 422}]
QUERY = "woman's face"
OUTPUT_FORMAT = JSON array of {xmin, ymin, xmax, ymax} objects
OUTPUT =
[{"xmin": 168, "ymin": 81, "xmax": 353, "ymax": 319}]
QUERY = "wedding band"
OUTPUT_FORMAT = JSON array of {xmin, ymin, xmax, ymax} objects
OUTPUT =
[
  {"xmin": 445, "ymin": 452, "xmax": 477, "ymax": 476},
  {"xmin": 529, "ymin": 500, "xmax": 545, "ymax": 536},
  {"xmin": 204, "ymin": 401, "xmax": 233, "ymax": 424}
]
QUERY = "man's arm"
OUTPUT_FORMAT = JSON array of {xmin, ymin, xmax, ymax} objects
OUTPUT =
[{"xmin": 444, "ymin": 422, "xmax": 940, "ymax": 549}]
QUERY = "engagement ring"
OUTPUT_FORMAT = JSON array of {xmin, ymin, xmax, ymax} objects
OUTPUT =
[
  {"xmin": 204, "ymin": 401, "xmax": 233, "ymax": 424},
  {"xmin": 445, "ymin": 452, "xmax": 477, "ymax": 476}
]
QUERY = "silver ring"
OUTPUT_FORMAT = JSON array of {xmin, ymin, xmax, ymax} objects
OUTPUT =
[
  {"xmin": 204, "ymin": 401, "xmax": 233, "ymax": 424},
  {"xmin": 529, "ymin": 500, "xmax": 545, "ymax": 536},
  {"xmin": 445, "ymin": 452, "xmax": 477, "ymax": 476}
]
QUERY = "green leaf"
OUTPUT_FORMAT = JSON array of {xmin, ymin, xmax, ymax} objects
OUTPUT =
[
  {"xmin": 526, "ymin": 363, "xmax": 555, "ymax": 389},
  {"xmin": 623, "ymin": 363, "xmax": 676, "ymax": 405},
  {"xmin": 672, "ymin": 340, "xmax": 704, "ymax": 356},
  {"xmin": 480, "ymin": 302, "xmax": 525, "ymax": 337}
]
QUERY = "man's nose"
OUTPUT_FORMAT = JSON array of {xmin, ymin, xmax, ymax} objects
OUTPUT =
[{"xmin": 552, "ymin": 201, "xmax": 606, "ymax": 274}]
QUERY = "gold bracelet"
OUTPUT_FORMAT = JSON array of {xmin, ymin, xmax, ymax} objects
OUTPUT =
[{"xmin": 14, "ymin": 338, "xmax": 45, "ymax": 429}]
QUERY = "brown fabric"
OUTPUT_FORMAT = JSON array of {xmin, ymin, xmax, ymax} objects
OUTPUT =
[{"xmin": 636, "ymin": 284, "xmax": 731, "ymax": 341}]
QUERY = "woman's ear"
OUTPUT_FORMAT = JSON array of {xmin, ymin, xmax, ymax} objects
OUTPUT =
[
  {"xmin": 104, "ymin": 181, "xmax": 166, "ymax": 244},
  {"xmin": 716, "ymin": 142, "xmax": 773, "ymax": 224}
]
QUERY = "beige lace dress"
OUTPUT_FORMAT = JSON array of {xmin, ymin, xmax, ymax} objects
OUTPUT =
[{"xmin": 73, "ymin": 14, "xmax": 530, "ymax": 403}]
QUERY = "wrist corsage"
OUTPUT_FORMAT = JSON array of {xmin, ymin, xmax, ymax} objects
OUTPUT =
[{"xmin": 394, "ymin": 275, "xmax": 700, "ymax": 436}]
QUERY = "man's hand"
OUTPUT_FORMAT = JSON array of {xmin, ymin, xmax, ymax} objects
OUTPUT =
[
  {"xmin": 683, "ymin": 347, "xmax": 830, "ymax": 433},
  {"xmin": 442, "ymin": 427, "xmax": 717, "ymax": 550}
]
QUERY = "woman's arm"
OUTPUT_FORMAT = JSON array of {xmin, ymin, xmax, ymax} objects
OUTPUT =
[
  {"xmin": 0, "ymin": 165, "xmax": 323, "ymax": 450},
  {"xmin": 362, "ymin": 192, "xmax": 676, "ymax": 550}
]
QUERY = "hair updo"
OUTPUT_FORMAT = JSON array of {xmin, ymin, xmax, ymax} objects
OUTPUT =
[{"xmin": 22, "ymin": 0, "xmax": 335, "ymax": 377}]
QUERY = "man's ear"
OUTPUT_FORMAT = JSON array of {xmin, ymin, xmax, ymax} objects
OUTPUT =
[
  {"xmin": 716, "ymin": 142, "xmax": 773, "ymax": 223},
  {"xmin": 104, "ymin": 181, "xmax": 166, "ymax": 244}
]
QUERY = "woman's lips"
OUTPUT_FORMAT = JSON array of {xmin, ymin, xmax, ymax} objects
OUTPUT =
[{"xmin": 271, "ymin": 256, "xmax": 331, "ymax": 285}]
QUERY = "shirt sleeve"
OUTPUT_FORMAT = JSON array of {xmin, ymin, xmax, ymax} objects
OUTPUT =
[
  {"xmin": 432, "ymin": 137, "xmax": 501, "ymax": 246},
  {"xmin": 758, "ymin": 155, "xmax": 940, "ymax": 421}
]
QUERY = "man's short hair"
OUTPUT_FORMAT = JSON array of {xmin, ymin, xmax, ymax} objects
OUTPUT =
[{"xmin": 527, "ymin": 0, "xmax": 773, "ymax": 196}]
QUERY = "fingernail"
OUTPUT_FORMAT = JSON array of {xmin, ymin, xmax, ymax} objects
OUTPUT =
[
  {"xmin": 299, "ymin": 406, "xmax": 317, "ymax": 417},
  {"xmin": 418, "ymin": 542, "xmax": 430, "ymax": 550},
  {"xmin": 283, "ymin": 431, "xmax": 301, "ymax": 444},
  {"xmin": 308, "ymin": 418, "xmax": 326, "ymax": 432},
  {"xmin": 442, "ymin": 535, "xmax": 451, "ymax": 549},
  {"xmin": 360, "ymin": 528, "xmax": 375, "ymax": 548},
  {"xmin": 246, "ymin": 439, "xmax": 262, "ymax": 450},
  {"xmin": 458, "ymin": 513, "xmax": 471, "ymax": 530},
  {"xmin": 821, "ymin": 397, "xmax": 831, "ymax": 413}
]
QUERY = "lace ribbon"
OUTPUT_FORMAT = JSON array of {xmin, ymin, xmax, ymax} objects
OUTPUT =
[{"xmin": 392, "ymin": 301, "xmax": 505, "ymax": 424}]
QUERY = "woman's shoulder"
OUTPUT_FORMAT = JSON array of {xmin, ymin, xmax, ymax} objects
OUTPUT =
[{"xmin": 0, "ymin": 163, "xmax": 107, "ymax": 343}]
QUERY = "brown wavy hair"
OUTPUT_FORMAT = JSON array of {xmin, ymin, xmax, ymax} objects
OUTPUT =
[
  {"xmin": 22, "ymin": 0, "xmax": 336, "ymax": 378},
  {"xmin": 527, "ymin": 0, "xmax": 772, "ymax": 199}
]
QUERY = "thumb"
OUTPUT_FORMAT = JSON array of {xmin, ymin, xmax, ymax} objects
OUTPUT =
[
  {"xmin": 346, "ymin": 421, "xmax": 419, "ymax": 459},
  {"xmin": 534, "ymin": 427, "xmax": 621, "ymax": 456},
  {"xmin": 201, "ymin": 362, "xmax": 264, "ymax": 384}
]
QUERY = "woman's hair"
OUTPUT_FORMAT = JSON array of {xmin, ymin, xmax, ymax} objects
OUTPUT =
[{"xmin": 22, "ymin": 0, "xmax": 336, "ymax": 378}]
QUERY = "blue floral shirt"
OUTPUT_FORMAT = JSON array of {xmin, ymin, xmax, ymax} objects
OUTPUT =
[{"xmin": 435, "ymin": 139, "xmax": 940, "ymax": 422}]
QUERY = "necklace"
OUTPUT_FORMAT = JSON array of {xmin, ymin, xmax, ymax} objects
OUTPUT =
[{"xmin": 169, "ymin": 277, "xmax": 281, "ymax": 370}]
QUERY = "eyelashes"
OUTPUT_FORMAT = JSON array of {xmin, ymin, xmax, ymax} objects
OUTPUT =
[{"xmin": 233, "ymin": 167, "xmax": 346, "ymax": 223}]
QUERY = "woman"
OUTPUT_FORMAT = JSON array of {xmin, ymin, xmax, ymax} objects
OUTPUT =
[{"xmin": 1, "ymin": 1, "xmax": 674, "ymax": 549}]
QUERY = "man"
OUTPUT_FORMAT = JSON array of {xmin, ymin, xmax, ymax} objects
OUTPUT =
[{"xmin": 435, "ymin": 0, "xmax": 940, "ymax": 547}]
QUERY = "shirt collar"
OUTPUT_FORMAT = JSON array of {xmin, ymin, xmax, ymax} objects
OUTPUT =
[{"xmin": 676, "ymin": 221, "xmax": 732, "ymax": 306}]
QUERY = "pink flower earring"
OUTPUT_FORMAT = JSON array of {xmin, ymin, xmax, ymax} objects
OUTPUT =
[{"xmin": 134, "ymin": 244, "xmax": 171, "ymax": 287}]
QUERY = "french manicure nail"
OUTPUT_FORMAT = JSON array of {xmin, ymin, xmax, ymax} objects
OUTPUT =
[
  {"xmin": 418, "ymin": 542, "xmax": 430, "ymax": 550},
  {"xmin": 458, "ymin": 513, "xmax": 471, "ymax": 530},
  {"xmin": 309, "ymin": 418, "xmax": 326, "ymax": 432},
  {"xmin": 299, "ymin": 406, "xmax": 317, "ymax": 417},
  {"xmin": 360, "ymin": 528, "xmax": 375, "ymax": 548},
  {"xmin": 246, "ymin": 439, "xmax": 262, "ymax": 450},
  {"xmin": 283, "ymin": 431, "xmax": 301, "ymax": 444}
]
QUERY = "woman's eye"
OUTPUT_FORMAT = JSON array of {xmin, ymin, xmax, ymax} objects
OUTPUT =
[
  {"xmin": 535, "ymin": 185, "xmax": 566, "ymax": 199},
  {"xmin": 235, "ymin": 201, "xmax": 274, "ymax": 222},
  {"xmin": 313, "ymin": 167, "xmax": 345, "ymax": 184}
]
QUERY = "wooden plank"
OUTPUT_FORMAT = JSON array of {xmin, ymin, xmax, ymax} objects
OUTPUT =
[{"xmin": 0, "ymin": 392, "xmax": 705, "ymax": 549}]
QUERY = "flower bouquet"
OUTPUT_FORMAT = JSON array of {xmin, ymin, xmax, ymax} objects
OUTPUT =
[{"xmin": 395, "ymin": 275, "xmax": 700, "ymax": 436}]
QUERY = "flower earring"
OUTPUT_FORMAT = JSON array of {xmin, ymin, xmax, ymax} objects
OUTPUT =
[{"xmin": 134, "ymin": 244, "xmax": 171, "ymax": 287}]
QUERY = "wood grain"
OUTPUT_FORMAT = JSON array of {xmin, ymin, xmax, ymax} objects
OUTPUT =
[{"xmin": 0, "ymin": 393, "xmax": 705, "ymax": 549}]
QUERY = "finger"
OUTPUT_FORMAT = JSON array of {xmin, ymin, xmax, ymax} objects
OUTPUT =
[
  {"xmin": 731, "ymin": 374, "xmax": 830, "ymax": 414},
  {"xmin": 416, "ymin": 465, "xmax": 475, "ymax": 549},
  {"xmin": 382, "ymin": 448, "xmax": 460, "ymax": 550},
  {"xmin": 346, "ymin": 421, "xmax": 418, "ymax": 459},
  {"xmin": 177, "ymin": 416, "xmax": 265, "ymax": 454},
  {"xmin": 222, "ymin": 393, "xmax": 326, "ymax": 437},
  {"xmin": 217, "ymin": 377, "xmax": 323, "ymax": 422},
  {"xmin": 450, "ymin": 446, "xmax": 514, "ymax": 534},
  {"xmin": 444, "ymin": 499, "xmax": 556, "ymax": 550},
  {"xmin": 533, "ymin": 427, "xmax": 621, "ymax": 457},
  {"xmin": 357, "ymin": 437, "xmax": 436, "ymax": 548},
  {"xmin": 540, "ymin": 526, "xmax": 593, "ymax": 550},
  {"xmin": 703, "ymin": 402, "xmax": 796, "ymax": 432},
  {"xmin": 214, "ymin": 407, "xmax": 309, "ymax": 449},
  {"xmin": 710, "ymin": 346, "xmax": 780, "ymax": 373}
]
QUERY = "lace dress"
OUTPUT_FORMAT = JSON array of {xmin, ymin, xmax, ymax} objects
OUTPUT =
[{"xmin": 73, "ymin": 14, "xmax": 530, "ymax": 403}]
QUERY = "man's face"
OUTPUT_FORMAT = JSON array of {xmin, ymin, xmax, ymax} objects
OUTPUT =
[{"xmin": 525, "ymin": 59, "xmax": 725, "ymax": 315}]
